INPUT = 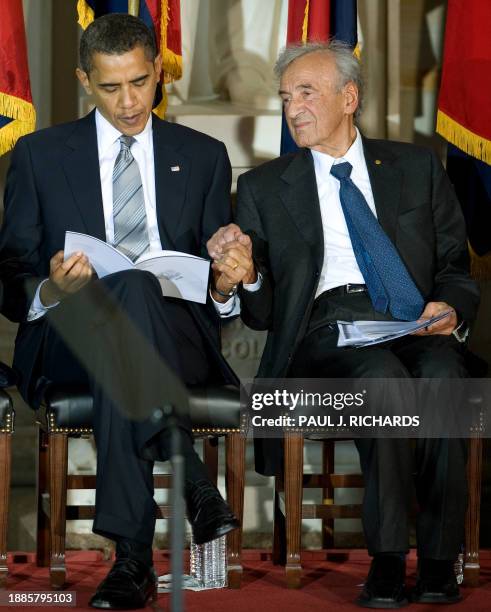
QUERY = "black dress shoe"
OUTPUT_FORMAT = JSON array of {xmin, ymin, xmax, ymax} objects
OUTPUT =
[
  {"xmin": 357, "ymin": 555, "xmax": 408, "ymax": 609},
  {"xmin": 185, "ymin": 479, "xmax": 240, "ymax": 545},
  {"xmin": 411, "ymin": 558, "xmax": 462, "ymax": 604},
  {"xmin": 89, "ymin": 558, "xmax": 157, "ymax": 610}
]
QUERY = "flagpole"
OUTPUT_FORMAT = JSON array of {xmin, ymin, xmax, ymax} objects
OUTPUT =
[{"xmin": 128, "ymin": 0, "xmax": 140, "ymax": 16}]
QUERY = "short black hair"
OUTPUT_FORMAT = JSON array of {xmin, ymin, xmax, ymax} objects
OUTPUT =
[{"xmin": 79, "ymin": 13, "xmax": 157, "ymax": 74}]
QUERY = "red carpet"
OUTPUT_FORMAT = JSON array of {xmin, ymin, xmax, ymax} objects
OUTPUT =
[{"xmin": 4, "ymin": 549, "xmax": 491, "ymax": 611}]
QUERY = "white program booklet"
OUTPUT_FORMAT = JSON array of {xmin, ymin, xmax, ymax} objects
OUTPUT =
[
  {"xmin": 337, "ymin": 310, "xmax": 452, "ymax": 347},
  {"xmin": 64, "ymin": 231, "xmax": 210, "ymax": 304}
]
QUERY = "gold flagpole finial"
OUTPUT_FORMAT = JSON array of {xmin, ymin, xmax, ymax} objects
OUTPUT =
[{"xmin": 128, "ymin": 0, "xmax": 140, "ymax": 16}]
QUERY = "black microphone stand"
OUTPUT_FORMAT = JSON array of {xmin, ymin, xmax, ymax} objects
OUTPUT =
[{"xmin": 162, "ymin": 402, "xmax": 186, "ymax": 612}]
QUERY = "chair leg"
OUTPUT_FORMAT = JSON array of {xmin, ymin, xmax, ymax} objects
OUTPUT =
[
  {"xmin": 48, "ymin": 433, "xmax": 69, "ymax": 589},
  {"xmin": 284, "ymin": 433, "xmax": 303, "ymax": 589},
  {"xmin": 36, "ymin": 429, "xmax": 50, "ymax": 567},
  {"xmin": 322, "ymin": 440, "xmax": 335, "ymax": 549},
  {"xmin": 225, "ymin": 432, "xmax": 245, "ymax": 589},
  {"xmin": 0, "ymin": 433, "xmax": 12, "ymax": 587},
  {"xmin": 203, "ymin": 437, "xmax": 219, "ymax": 486},
  {"xmin": 464, "ymin": 437, "xmax": 482, "ymax": 587},
  {"xmin": 272, "ymin": 479, "xmax": 286, "ymax": 566}
]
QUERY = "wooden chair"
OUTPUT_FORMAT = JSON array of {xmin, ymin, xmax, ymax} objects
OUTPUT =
[
  {"xmin": 35, "ymin": 384, "xmax": 245, "ymax": 589},
  {"xmin": 0, "ymin": 391, "xmax": 14, "ymax": 587},
  {"xmin": 464, "ymin": 437, "xmax": 482, "ymax": 586},
  {"xmin": 0, "ymin": 362, "xmax": 17, "ymax": 587},
  {"xmin": 274, "ymin": 434, "xmax": 483, "ymax": 589}
]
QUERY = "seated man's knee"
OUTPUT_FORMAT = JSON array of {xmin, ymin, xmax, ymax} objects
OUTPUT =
[
  {"xmin": 413, "ymin": 347, "xmax": 467, "ymax": 378},
  {"xmin": 354, "ymin": 352, "xmax": 410, "ymax": 379},
  {"xmin": 101, "ymin": 269, "xmax": 161, "ymax": 296}
]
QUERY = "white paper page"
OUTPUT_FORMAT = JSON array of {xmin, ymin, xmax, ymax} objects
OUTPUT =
[
  {"xmin": 64, "ymin": 231, "xmax": 133, "ymax": 278},
  {"xmin": 135, "ymin": 255, "xmax": 210, "ymax": 304},
  {"xmin": 136, "ymin": 249, "xmax": 200, "ymax": 262}
]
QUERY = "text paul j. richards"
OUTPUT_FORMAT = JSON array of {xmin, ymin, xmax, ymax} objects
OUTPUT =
[
  {"xmin": 248, "ymin": 391, "xmax": 420, "ymax": 428},
  {"xmin": 251, "ymin": 414, "xmax": 420, "ymax": 428}
]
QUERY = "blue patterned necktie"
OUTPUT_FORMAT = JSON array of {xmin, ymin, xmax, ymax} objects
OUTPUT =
[
  {"xmin": 112, "ymin": 135, "xmax": 150, "ymax": 261},
  {"xmin": 330, "ymin": 161, "xmax": 424, "ymax": 321}
]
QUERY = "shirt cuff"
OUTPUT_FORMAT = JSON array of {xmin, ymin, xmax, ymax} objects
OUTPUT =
[
  {"xmin": 210, "ymin": 291, "xmax": 240, "ymax": 318},
  {"xmin": 27, "ymin": 279, "xmax": 60, "ymax": 322},
  {"xmin": 243, "ymin": 271, "xmax": 262, "ymax": 292}
]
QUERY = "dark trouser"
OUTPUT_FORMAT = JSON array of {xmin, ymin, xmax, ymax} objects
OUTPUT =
[
  {"xmin": 38, "ymin": 270, "xmax": 212, "ymax": 545},
  {"xmin": 289, "ymin": 291, "xmax": 468, "ymax": 560}
]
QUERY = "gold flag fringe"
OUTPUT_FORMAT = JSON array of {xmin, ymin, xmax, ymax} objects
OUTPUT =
[
  {"xmin": 77, "ymin": 0, "xmax": 95, "ymax": 29},
  {"xmin": 0, "ymin": 92, "xmax": 36, "ymax": 123},
  {"xmin": 0, "ymin": 116, "xmax": 36, "ymax": 157},
  {"xmin": 160, "ymin": 0, "xmax": 182, "ymax": 81},
  {"xmin": 161, "ymin": 48, "xmax": 183, "ymax": 84},
  {"xmin": 0, "ymin": 93, "xmax": 36, "ymax": 156},
  {"xmin": 158, "ymin": 0, "xmax": 183, "ymax": 117},
  {"xmin": 437, "ymin": 110, "xmax": 491, "ymax": 165},
  {"xmin": 301, "ymin": 0, "xmax": 309, "ymax": 43}
]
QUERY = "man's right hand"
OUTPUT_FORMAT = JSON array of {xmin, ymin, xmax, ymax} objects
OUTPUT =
[
  {"xmin": 207, "ymin": 223, "xmax": 247, "ymax": 259},
  {"xmin": 40, "ymin": 250, "xmax": 93, "ymax": 307}
]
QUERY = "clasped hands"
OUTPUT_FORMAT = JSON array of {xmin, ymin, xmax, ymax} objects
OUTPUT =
[{"xmin": 207, "ymin": 223, "xmax": 257, "ymax": 303}]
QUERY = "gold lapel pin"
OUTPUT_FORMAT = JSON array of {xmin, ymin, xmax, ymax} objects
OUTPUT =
[{"xmin": 375, "ymin": 159, "xmax": 382, "ymax": 165}]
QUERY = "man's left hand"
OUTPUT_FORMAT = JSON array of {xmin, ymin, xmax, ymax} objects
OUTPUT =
[{"xmin": 413, "ymin": 301, "xmax": 458, "ymax": 336}]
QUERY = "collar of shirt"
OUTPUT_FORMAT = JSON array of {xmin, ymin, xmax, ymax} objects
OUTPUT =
[
  {"xmin": 95, "ymin": 109, "xmax": 153, "ymax": 163},
  {"xmin": 311, "ymin": 126, "xmax": 365, "ymax": 183}
]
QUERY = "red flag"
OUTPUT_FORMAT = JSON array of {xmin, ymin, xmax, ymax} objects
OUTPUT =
[
  {"xmin": 436, "ymin": 0, "xmax": 491, "ymax": 163},
  {"xmin": 0, "ymin": 0, "xmax": 36, "ymax": 155},
  {"xmin": 287, "ymin": 0, "xmax": 330, "ymax": 44}
]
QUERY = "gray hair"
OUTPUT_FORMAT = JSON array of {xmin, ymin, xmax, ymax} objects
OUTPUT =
[{"xmin": 274, "ymin": 40, "xmax": 363, "ymax": 118}]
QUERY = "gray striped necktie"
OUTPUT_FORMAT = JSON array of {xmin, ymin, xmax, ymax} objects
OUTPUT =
[{"xmin": 112, "ymin": 135, "xmax": 150, "ymax": 261}]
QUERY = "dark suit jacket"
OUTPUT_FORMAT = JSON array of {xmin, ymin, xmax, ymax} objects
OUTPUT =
[
  {"xmin": 235, "ymin": 137, "xmax": 480, "ymax": 380},
  {"xmin": 0, "ymin": 110, "xmax": 238, "ymax": 401}
]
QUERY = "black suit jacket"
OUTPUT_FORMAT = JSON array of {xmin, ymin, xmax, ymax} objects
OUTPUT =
[
  {"xmin": 0, "ymin": 111, "xmax": 238, "ymax": 400},
  {"xmin": 235, "ymin": 137, "xmax": 480, "ymax": 379}
]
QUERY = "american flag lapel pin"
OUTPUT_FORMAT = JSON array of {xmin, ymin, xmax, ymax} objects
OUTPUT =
[{"xmin": 171, "ymin": 165, "xmax": 180, "ymax": 172}]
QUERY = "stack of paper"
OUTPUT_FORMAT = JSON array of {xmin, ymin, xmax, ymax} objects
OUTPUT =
[{"xmin": 337, "ymin": 311, "xmax": 451, "ymax": 347}]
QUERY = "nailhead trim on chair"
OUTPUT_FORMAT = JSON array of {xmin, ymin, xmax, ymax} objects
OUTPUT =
[
  {"xmin": 0, "ymin": 413, "xmax": 13, "ymax": 434},
  {"xmin": 45, "ymin": 413, "xmax": 241, "ymax": 435},
  {"xmin": 192, "ymin": 427, "xmax": 241, "ymax": 434}
]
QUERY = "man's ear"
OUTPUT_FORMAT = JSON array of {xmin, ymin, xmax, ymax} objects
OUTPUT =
[
  {"xmin": 153, "ymin": 54, "xmax": 162, "ymax": 77},
  {"xmin": 76, "ymin": 68, "xmax": 92, "ymax": 95},
  {"xmin": 344, "ymin": 81, "xmax": 359, "ymax": 116}
]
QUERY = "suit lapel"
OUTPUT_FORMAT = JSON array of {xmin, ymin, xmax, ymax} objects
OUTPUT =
[
  {"xmin": 362, "ymin": 137, "xmax": 403, "ymax": 243},
  {"xmin": 279, "ymin": 148, "xmax": 324, "ymax": 270},
  {"xmin": 62, "ymin": 111, "xmax": 106, "ymax": 240},
  {"xmin": 152, "ymin": 117, "xmax": 189, "ymax": 250}
]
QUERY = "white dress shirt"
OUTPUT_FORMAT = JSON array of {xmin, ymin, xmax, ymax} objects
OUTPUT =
[{"xmin": 312, "ymin": 127, "xmax": 377, "ymax": 297}]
